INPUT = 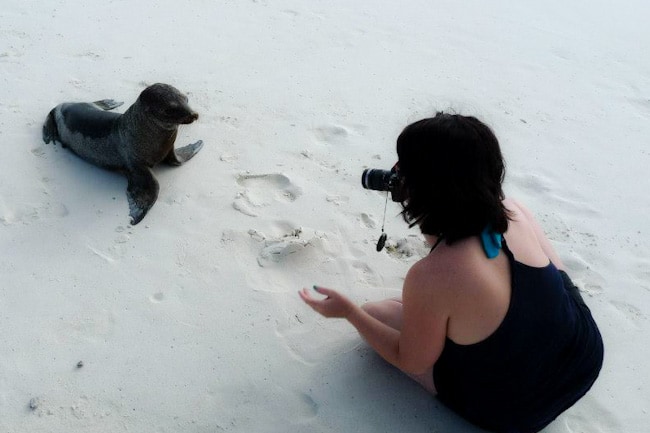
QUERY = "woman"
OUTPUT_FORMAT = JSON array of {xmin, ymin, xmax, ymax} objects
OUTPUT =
[{"xmin": 299, "ymin": 113, "xmax": 604, "ymax": 433}]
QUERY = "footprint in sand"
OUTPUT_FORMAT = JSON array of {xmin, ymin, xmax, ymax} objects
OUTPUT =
[
  {"xmin": 0, "ymin": 201, "xmax": 69, "ymax": 225},
  {"xmin": 218, "ymin": 115, "xmax": 240, "ymax": 128},
  {"xmin": 221, "ymin": 225, "xmax": 327, "ymax": 272},
  {"xmin": 385, "ymin": 235, "xmax": 429, "ymax": 260},
  {"xmin": 149, "ymin": 292, "xmax": 165, "ymax": 303},
  {"xmin": 562, "ymin": 394, "xmax": 622, "ymax": 433},
  {"xmin": 563, "ymin": 251, "xmax": 606, "ymax": 297},
  {"xmin": 360, "ymin": 212, "xmax": 378, "ymax": 229},
  {"xmin": 582, "ymin": 280, "xmax": 605, "ymax": 297},
  {"xmin": 233, "ymin": 173, "xmax": 302, "ymax": 217},
  {"xmin": 630, "ymin": 256, "xmax": 650, "ymax": 292},
  {"xmin": 257, "ymin": 240, "xmax": 308, "ymax": 267},
  {"xmin": 297, "ymin": 392, "xmax": 319, "ymax": 419},
  {"xmin": 312, "ymin": 123, "xmax": 367, "ymax": 145},
  {"xmin": 326, "ymin": 195, "xmax": 349, "ymax": 206},
  {"xmin": 31, "ymin": 147, "xmax": 46, "ymax": 157},
  {"xmin": 313, "ymin": 124, "xmax": 350, "ymax": 144},
  {"xmin": 255, "ymin": 225, "xmax": 326, "ymax": 269},
  {"xmin": 609, "ymin": 300, "xmax": 647, "ymax": 330},
  {"xmin": 299, "ymin": 149, "xmax": 341, "ymax": 171},
  {"xmin": 510, "ymin": 171, "xmax": 599, "ymax": 217},
  {"xmin": 351, "ymin": 260, "xmax": 382, "ymax": 286}
]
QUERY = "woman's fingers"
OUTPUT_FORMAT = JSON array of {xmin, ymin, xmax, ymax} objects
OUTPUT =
[
  {"xmin": 313, "ymin": 285, "xmax": 334, "ymax": 297},
  {"xmin": 300, "ymin": 286, "xmax": 352, "ymax": 318},
  {"xmin": 299, "ymin": 288, "xmax": 315, "ymax": 303}
]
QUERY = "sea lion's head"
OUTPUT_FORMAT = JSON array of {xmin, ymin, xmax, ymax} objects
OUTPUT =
[{"xmin": 138, "ymin": 83, "xmax": 199, "ymax": 126}]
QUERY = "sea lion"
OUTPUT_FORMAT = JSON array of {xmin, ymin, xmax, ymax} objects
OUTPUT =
[{"xmin": 42, "ymin": 83, "xmax": 203, "ymax": 225}]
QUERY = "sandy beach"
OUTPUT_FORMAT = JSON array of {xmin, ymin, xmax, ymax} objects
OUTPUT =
[{"xmin": 2, "ymin": 1, "xmax": 649, "ymax": 431}]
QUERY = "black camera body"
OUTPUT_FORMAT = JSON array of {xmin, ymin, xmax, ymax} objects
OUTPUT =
[
  {"xmin": 361, "ymin": 167, "xmax": 405, "ymax": 202},
  {"xmin": 361, "ymin": 165, "xmax": 405, "ymax": 251}
]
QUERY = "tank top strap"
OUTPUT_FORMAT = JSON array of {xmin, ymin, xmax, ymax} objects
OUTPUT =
[{"xmin": 501, "ymin": 237, "xmax": 515, "ymax": 261}]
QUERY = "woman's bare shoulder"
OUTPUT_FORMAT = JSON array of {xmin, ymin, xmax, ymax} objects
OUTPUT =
[
  {"xmin": 402, "ymin": 251, "xmax": 458, "ymax": 322},
  {"xmin": 503, "ymin": 196, "xmax": 556, "ymax": 267},
  {"xmin": 503, "ymin": 197, "xmax": 530, "ymax": 220},
  {"xmin": 406, "ymin": 239, "xmax": 478, "ymax": 291}
]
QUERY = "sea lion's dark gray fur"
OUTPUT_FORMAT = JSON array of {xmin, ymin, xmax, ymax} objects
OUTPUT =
[{"xmin": 42, "ymin": 83, "xmax": 203, "ymax": 225}]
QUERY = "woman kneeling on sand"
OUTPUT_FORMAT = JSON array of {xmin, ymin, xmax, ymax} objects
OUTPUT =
[{"xmin": 299, "ymin": 113, "xmax": 604, "ymax": 433}]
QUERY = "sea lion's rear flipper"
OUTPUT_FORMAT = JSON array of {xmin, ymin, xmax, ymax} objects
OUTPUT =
[
  {"xmin": 164, "ymin": 140, "xmax": 204, "ymax": 166},
  {"xmin": 93, "ymin": 99, "xmax": 124, "ymax": 111},
  {"xmin": 42, "ymin": 109, "xmax": 59, "ymax": 144},
  {"xmin": 125, "ymin": 166, "xmax": 159, "ymax": 225}
]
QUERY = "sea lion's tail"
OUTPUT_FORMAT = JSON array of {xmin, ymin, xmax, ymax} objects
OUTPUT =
[{"xmin": 42, "ymin": 109, "xmax": 59, "ymax": 144}]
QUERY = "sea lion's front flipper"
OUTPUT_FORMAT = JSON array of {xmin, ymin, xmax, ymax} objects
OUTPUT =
[
  {"xmin": 164, "ymin": 140, "xmax": 204, "ymax": 166},
  {"xmin": 93, "ymin": 99, "xmax": 124, "ymax": 111},
  {"xmin": 125, "ymin": 166, "xmax": 160, "ymax": 225}
]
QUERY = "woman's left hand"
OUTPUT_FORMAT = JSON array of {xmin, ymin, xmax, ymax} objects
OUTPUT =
[{"xmin": 299, "ymin": 286, "xmax": 356, "ymax": 319}]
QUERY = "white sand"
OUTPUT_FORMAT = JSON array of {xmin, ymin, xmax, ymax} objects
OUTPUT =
[{"xmin": 2, "ymin": 0, "xmax": 649, "ymax": 431}]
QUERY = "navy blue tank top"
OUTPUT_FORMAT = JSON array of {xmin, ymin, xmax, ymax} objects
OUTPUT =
[{"xmin": 433, "ymin": 242, "xmax": 604, "ymax": 433}]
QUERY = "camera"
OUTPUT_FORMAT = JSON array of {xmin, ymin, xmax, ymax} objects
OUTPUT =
[{"xmin": 361, "ymin": 165, "xmax": 406, "ymax": 202}]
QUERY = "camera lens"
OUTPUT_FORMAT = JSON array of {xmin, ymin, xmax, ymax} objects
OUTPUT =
[{"xmin": 361, "ymin": 169, "xmax": 392, "ymax": 191}]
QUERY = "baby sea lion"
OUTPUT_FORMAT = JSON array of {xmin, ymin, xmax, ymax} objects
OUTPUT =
[{"xmin": 42, "ymin": 83, "xmax": 203, "ymax": 225}]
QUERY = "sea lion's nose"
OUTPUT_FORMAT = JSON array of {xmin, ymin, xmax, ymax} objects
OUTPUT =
[{"xmin": 181, "ymin": 111, "xmax": 199, "ymax": 124}]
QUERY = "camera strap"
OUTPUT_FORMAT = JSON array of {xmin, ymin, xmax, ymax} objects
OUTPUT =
[{"xmin": 376, "ymin": 192, "xmax": 389, "ymax": 252}]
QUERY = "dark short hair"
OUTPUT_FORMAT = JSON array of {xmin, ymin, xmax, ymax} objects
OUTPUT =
[{"xmin": 396, "ymin": 112, "xmax": 509, "ymax": 244}]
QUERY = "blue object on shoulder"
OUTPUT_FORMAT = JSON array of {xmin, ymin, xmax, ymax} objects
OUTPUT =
[{"xmin": 480, "ymin": 226, "xmax": 502, "ymax": 259}]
